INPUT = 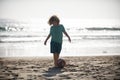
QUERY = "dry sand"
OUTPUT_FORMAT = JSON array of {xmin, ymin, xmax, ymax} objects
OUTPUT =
[{"xmin": 0, "ymin": 56, "xmax": 120, "ymax": 80}]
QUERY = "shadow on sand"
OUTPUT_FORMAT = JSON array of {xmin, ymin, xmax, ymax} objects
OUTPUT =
[{"xmin": 43, "ymin": 67, "xmax": 63, "ymax": 78}]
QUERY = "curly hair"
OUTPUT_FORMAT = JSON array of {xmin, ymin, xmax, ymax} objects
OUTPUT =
[{"xmin": 48, "ymin": 15, "xmax": 60, "ymax": 25}]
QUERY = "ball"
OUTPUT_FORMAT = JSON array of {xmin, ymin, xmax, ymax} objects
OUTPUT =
[{"xmin": 57, "ymin": 59, "xmax": 66, "ymax": 68}]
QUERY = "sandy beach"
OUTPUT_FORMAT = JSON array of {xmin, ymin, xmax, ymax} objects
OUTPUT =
[{"xmin": 0, "ymin": 56, "xmax": 120, "ymax": 80}]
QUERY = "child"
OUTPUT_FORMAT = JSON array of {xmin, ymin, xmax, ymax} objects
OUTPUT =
[{"xmin": 44, "ymin": 15, "xmax": 71, "ymax": 67}]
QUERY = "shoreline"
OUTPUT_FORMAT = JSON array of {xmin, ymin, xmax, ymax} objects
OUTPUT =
[{"xmin": 0, "ymin": 54, "xmax": 120, "ymax": 58}]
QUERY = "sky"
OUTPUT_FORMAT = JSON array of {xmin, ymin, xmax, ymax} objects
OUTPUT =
[{"xmin": 0, "ymin": 0, "xmax": 120, "ymax": 27}]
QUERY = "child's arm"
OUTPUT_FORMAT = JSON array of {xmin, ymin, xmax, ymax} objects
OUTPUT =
[
  {"xmin": 63, "ymin": 31, "xmax": 71, "ymax": 42},
  {"xmin": 44, "ymin": 34, "xmax": 51, "ymax": 45}
]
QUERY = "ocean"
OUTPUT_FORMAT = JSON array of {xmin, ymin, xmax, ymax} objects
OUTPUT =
[{"xmin": 0, "ymin": 19, "xmax": 120, "ymax": 57}]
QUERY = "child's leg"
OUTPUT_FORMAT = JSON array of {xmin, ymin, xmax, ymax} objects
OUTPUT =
[{"xmin": 53, "ymin": 53, "xmax": 59, "ymax": 67}]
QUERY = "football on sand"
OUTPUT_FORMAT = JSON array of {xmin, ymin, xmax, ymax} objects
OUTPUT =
[{"xmin": 57, "ymin": 59, "xmax": 66, "ymax": 68}]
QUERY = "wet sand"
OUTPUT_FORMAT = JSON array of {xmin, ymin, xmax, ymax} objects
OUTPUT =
[{"xmin": 0, "ymin": 56, "xmax": 120, "ymax": 80}]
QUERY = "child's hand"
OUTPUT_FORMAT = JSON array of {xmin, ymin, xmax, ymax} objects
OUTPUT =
[
  {"xmin": 44, "ymin": 41, "xmax": 47, "ymax": 45},
  {"xmin": 68, "ymin": 38, "xmax": 71, "ymax": 43},
  {"xmin": 44, "ymin": 34, "xmax": 50, "ymax": 45}
]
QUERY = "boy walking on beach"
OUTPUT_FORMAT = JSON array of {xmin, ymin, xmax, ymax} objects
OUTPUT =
[{"xmin": 44, "ymin": 15, "xmax": 71, "ymax": 67}]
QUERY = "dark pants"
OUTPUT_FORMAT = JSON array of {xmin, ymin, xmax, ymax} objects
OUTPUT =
[{"xmin": 50, "ymin": 41, "xmax": 62, "ymax": 54}]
